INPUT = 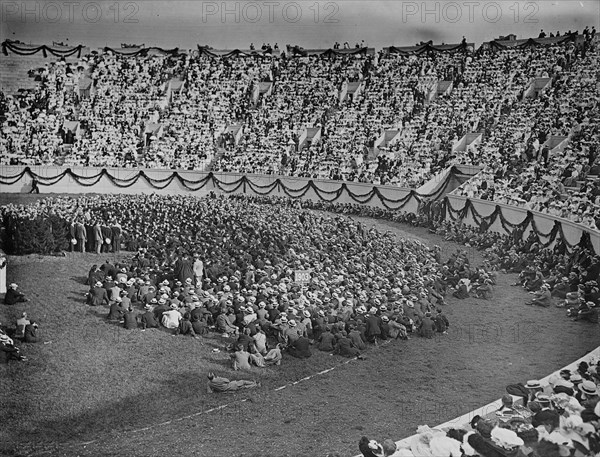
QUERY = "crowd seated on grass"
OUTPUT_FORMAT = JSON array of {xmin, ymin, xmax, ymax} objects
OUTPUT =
[
  {"xmin": 2, "ymin": 193, "xmax": 472, "ymax": 366},
  {"xmin": 3, "ymin": 191, "xmax": 599, "ymax": 324},
  {"xmin": 254, "ymin": 198, "xmax": 600, "ymax": 318},
  {"xmin": 359, "ymin": 360, "xmax": 600, "ymax": 456},
  {"xmin": 0, "ymin": 307, "xmax": 37, "ymax": 364}
]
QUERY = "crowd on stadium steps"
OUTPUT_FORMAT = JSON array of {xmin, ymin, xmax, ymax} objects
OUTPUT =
[
  {"xmin": 359, "ymin": 362, "xmax": 600, "ymax": 457},
  {"xmin": 452, "ymin": 31, "xmax": 600, "ymax": 228},
  {"xmin": 0, "ymin": 31, "xmax": 596, "ymax": 208}
]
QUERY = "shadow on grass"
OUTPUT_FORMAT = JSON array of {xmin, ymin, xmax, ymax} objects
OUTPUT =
[
  {"xmin": 22, "ymin": 369, "xmax": 258, "ymax": 448},
  {"xmin": 70, "ymin": 276, "xmax": 89, "ymax": 285}
]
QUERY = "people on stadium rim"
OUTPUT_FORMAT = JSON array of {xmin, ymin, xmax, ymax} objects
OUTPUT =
[
  {"xmin": 1, "ymin": 29, "xmax": 597, "ymax": 225},
  {"xmin": 359, "ymin": 360, "xmax": 600, "ymax": 457}
]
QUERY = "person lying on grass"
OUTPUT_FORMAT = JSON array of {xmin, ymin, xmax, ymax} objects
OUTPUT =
[{"xmin": 206, "ymin": 372, "xmax": 260, "ymax": 393}]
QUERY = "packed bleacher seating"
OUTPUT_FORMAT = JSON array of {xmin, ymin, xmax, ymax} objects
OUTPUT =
[
  {"xmin": 0, "ymin": 28, "xmax": 598, "ymax": 224},
  {"xmin": 452, "ymin": 31, "xmax": 600, "ymax": 229}
]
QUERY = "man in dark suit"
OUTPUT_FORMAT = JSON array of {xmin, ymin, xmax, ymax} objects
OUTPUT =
[
  {"xmin": 85, "ymin": 222, "xmax": 95, "ymax": 253},
  {"xmin": 29, "ymin": 177, "xmax": 40, "ymax": 194},
  {"xmin": 174, "ymin": 253, "xmax": 194, "ymax": 284},
  {"xmin": 101, "ymin": 223, "xmax": 112, "ymax": 253},
  {"xmin": 419, "ymin": 312, "xmax": 436, "ymax": 339},
  {"xmin": 110, "ymin": 221, "xmax": 122, "ymax": 254},
  {"xmin": 288, "ymin": 335, "xmax": 312, "ymax": 358},
  {"xmin": 87, "ymin": 281, "xmax": 109, "ymax": 307},
  {"xmin": 4, "ymin": 283, "xmax": 29, "ymax": 305},
  {"xmin": 68, "ymin": 220, "xmax": 77, "ymax": 252},
  {"xmin": 365, "ymin": 308, "xmax": 382, "ymax": 344},
  {"xmin": 123, "ymin": 308, "xmax": 138, "ymax": 330},
  {"xmin": 140, "ymin": 304, "xmax": 159, "ymax": 330}
]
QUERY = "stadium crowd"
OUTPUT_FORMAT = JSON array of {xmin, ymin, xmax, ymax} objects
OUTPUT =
[
  {"xmin": 0, "ymin": 30, "xmax": 597, "ymax": 228},
  {"xmin": 3, "ymin": 186, "xmax": 600, "ymax": 370},
  {"xmin": 301, "ymin": 199, "xmax": 600, "ymax": 314},
  {"xmin": 1, "ymin": 29, "xmax": 599, "ymax": 455},
  {"xmin": 452, "ymin": 30, "xmax": 599, "ymax": 228},
  {"xmin": 0, "ymin": 193, "xmax": 467, "ymax": 364}
]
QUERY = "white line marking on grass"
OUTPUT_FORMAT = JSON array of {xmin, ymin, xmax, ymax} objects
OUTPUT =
[{"xmin": 76, "ymin": 338, "xmax": 395, "ymax": 448}]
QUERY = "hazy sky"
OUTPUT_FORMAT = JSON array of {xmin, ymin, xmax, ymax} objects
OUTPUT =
[{"xmin": 1, "ymin": 1, "xmax": 598, "ymax": 51}]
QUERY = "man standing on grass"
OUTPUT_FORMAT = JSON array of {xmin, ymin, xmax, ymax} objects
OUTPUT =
[
  {"xmin": 29, "ymin": 177, "xmax": 40, "ymax": 194},
  {"xmin": 174, "ymin": 253, "xmax": 194, "ymax": 285},
  {"xmin": 193, "ymin": 253, "xmax": 204, "ymax": 286},
  {"xmin": 100, "ymin": 223, "xmax": 112, "ymax": 253},
  {"xmin": 75, "ymin": 220, "xmax": 87, "ymax": 253},
  {"xmin": 206, "ymin": 372, "xmax": 260, "ymax": 393},
  {"xmin": 93, "ymin": 220, "xmax": 103, "ymax": 254},
  {"xmin": 110, "ymin": 220, "xmax": 122, "ymax": 254}
]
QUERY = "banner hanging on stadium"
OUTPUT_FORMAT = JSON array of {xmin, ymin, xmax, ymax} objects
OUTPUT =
[
  {"xmin": 385, "ymin": 42, "xmax": 472, "ymax": 55},
  {"xmin": 424, "ymin": 198, "xmax": 597, "ymax": 255},
  {"xmin": 487, "ymin": 34, "xmax": 579, "ymax": 51},
  {"xmin": 0, "ymin": 167, "xmax": 597, "ymax": 255},
  {"xmin": 197, "ymin": 46, "xmax": 277, "ymax": 58},
  {"xmin": 285, "ymin": 45, "xmax": 373, "ymax": 57},
  {"xmin": 103, "ymin": 46, "xmax": 181, "ymax": 57},
  {"xmin": 2, "ymin": 40, "xmax": 84, "ymax": 58}
]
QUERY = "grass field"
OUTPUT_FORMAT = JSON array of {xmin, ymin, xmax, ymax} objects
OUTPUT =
[{"xmin": 1, "ymin": 193, "xmax": 600, "ymax": 457}]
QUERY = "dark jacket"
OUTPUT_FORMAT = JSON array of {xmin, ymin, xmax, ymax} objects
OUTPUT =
[
  {"xmin": 141, "ymin": 311, "xmax": 159, "ymax": 329},
  {"xmin": 24, "ymin": 324, "xmax": 40, "ymax": 343},
  {"xmin": 4, "ymin": 289, "xmax": 26, "ymax": 305},
  {"xmin": 420, "ymin": 316, "xmax": 436, "ymax": 338},
  {"xmin": 289, "ymin": 336, "xmax": 311, "ymax": 358},
  {"xmin": 123, "ymin": 311, "xmax": 138, "ymax": 329},
  {"xmin": 88, "ymin": 286, "xmax": 109, "ymax": 307}
]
